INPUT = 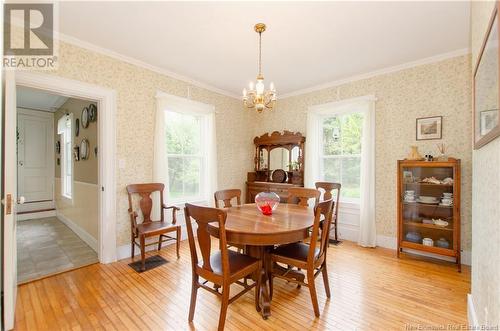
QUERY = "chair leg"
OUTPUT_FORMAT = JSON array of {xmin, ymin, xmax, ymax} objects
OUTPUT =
[
  {"xmin": 188, "ymin": 277, "xmax": 199, "ymax": 322},
  {"xmin": 321, "ymin": 263, "xmax": 331, "ymax": 298},
  {"xmin": 307, "ymin": 270, "xmax": 320, "ymax": 317},
  {"xmin": 131, "ymin": 237, "xmax": 135, "ymax": 259},
  {"xmin": 158, "ymin": 235, "xmax": 163, "ymax": 251},
  {"xmin": 176, "ymin": 227, "xmax": 181, "ymax": 259},
  {"xmin": 218, "ymin": 285, "xmax": 230, "ymax": 331},
  {"xmin": 140, "ymin": 236, "xmax": 146, "ymax": 271}
]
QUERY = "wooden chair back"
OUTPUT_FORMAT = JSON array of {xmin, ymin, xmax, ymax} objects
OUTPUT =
[
  {"xmin": 126, "ymin": 183, "xmax": 165, "ymax": 224},
  {"xmin": 309, "ymin": 199, "xmax": 334, "ymax": 263},
  {"xmin": 214, "ymin": 189, "xmax": 241, "ymax": 208},
  {"xmin": 287, "ymin": 187, "xmax": 320, "ymax": 207},
  {"xmin": 184, "ymin": 203, "xmax": 229, "ymax": 274},
  {"xmin": 315, "ymin": 182, "xmax": 341, "ymax": 230}
]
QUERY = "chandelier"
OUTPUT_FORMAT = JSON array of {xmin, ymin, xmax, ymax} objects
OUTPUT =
[{"xmin": 242, "ymin": 23, "xmax": 276, "ymax": 112}]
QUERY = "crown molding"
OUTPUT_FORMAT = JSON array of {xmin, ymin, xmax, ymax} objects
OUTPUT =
[
  {"xmin": 279, "ymin": 48, "xmax": 470, "ymax": 99},
  {"xmin": 57, "ymin": 33, "xmax": 240, "ymax": 99}
]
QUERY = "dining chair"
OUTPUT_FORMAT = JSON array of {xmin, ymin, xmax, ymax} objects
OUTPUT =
[
  {"xmin": 214, "ymin": 189, "xmax": 245, "ymax": 253},
  {"xmin": 126, "ymin": 183, "xmax": 181, "ymax": 271},
  {"xmin": 315, "ymin": 182, "xmax": 342, "ymax": 243},
  {"xmin": 287, "ymin": 187, "xmax": 320, "ymax": 207},
  {"xmin": 214, "ymin": 189, "xmax": 241, "ymax": 208},
  {"xmin": 269, "ymin": 199, "xmax": 334, "ymax": 317},
  {"xmin": 184, "ymin": 203, "xmax": 262, "ymax": 331}
]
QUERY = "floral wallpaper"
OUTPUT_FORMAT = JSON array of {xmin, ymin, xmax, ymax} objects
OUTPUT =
[
  {"xmin": 47, "ymin": 41, "xmax": 255, "ymax": 246},
  {"xmin": 470, "ymin": 0, "xmax": 500, "ymax": 327},
  {"xmin": 252, "ymin": 55, "xmax": 473, "ymax": 251}
]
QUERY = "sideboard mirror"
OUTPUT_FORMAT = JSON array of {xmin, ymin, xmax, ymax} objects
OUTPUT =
[{"xmin": 252, "ymin": 131, "xmax": 305, "ymax": 183}]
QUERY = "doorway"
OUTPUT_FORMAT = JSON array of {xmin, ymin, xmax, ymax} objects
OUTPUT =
[{"xmin": 16, "ymin": 87, "xmax": 99, "ymax": 283}]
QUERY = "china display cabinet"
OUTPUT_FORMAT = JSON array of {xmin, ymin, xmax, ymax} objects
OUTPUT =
[
  {"xmin": 246, "ymin": 131, "xmax": 305, "ymax": 203},
  {"xmin": 397, "ymin": 158, "xmax": 461, "ymax": 271}
]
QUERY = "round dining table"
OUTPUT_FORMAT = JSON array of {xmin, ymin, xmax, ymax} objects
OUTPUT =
[{"xmin": 214, "ymin": 203, "xmax": 315, "ymax": 319}]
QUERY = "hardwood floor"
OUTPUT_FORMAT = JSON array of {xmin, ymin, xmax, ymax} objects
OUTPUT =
[{"xmin": 14, "ymin": 240, "xmax": 470, "ymax": 330}]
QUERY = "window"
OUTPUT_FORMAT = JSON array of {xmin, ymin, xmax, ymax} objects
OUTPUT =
[
  {"xmin": 165, "ymin": 111, "xmax": 206, "ymax": 203},
  {"xmin": 320, "ymin": 112, "xmax": 364, "ymax": 202},
  {"xmin": 58, "ymin": 114, "xmax": 72, "ymax": 199}
]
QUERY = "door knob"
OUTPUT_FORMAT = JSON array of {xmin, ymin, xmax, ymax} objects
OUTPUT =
[
  {"xmin": 17, "ymin": 196, "xmax": 26, "ymax": 204},
  {"xmin": 18, "ymin": 161, "xmax": 23, "ymax": 166}
]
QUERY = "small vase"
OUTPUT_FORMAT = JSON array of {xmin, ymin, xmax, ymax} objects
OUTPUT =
[
  {"xmin": 255, "ymin": 192, "xmax": 280, "ymax": 216},
  {"xmin": 407, "ymin": 146, "xmax": 423, "ymax": 160}
]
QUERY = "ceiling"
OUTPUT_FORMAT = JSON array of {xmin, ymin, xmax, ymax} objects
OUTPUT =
[
  {"xmin": 58, "ymin": 1, "xmax": 470, "ymax": 97},
  {"xmin": 17, "ymin": 86, "xmax": 68, "ymax": 112}
]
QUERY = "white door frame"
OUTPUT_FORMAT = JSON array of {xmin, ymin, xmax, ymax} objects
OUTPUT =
[{"xmin": 15, "ymin": 71, "xmax": 118, "ymax": 264}]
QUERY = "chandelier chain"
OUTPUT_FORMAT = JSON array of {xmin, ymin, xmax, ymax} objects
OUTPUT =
[{"xmin": 258, "ymin": 31, "xmax": 262, "ymax": 77}]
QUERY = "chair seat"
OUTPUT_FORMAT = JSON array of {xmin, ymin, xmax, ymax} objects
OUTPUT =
[
  {"xmin": 272, "ymin": 242, "xmax": 320, "ymax": 262},
  {"xmin": 137, "ymin": 221, "xmax": 177, "ymax": 235},
  {"xmin": 200, "ymin": 250, "xmax": 259, "ymax": 276}
]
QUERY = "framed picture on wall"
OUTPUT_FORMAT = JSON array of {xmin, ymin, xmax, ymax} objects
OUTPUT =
[
  {"xmin": 416, "ymin": 116, "xmax": 442, "ymax": 140},
  {"xmin": 473, "ymin": 2, "xmax": 500, "ymax": 149}
]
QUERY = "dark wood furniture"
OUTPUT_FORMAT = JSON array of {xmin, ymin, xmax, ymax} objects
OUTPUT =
[
  {"xmin": 184, "ymin": 203, "xmax": 261, "ymax": 331},
  {"xmin": 246, "ymin": 131, "xmax": 306, "ymax": 203},
  {"xmin": 270, "ymin": 199, "xmax": 334, "ymax": 317},
  {"xmin": 214, "ymin": 189, "xmax": 241, "ymax": 208},
  {"xmin": 126, "ymin": 183, "xmax": 181, "ymax": 271},
  {"xmin": 397, "ymin": 159, "xmax": 461, "ymax": 271},
  {"xmin": 214, "ymin": 189, "xmax": 245, "ymax": 252},
  {"xmin": 287, "ymin": 187, "xmax": 320, "ymax": 207},
  {"xmin": 315, "ymin": 182, "xmax": 342, "ymax": 244},
  {"xmin": 208, "ymin": 203, "xmax": 315, "ymax": 319}
]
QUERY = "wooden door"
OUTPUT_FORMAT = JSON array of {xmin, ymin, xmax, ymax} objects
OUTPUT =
[{"xmin": 17, "ymin": 108, "xmax": 54, "ymax": 203}]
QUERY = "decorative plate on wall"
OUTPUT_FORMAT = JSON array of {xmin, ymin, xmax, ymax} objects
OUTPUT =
[
  {"xmin": 80, "ymin": 138, "xmax": 90, "ymax": 160},
  {"xmin": 88, "ymin": 104, "xmax": 97, "ymax": 122},
  {"xmin": 81, "ymin": 106, "xmax": 89, "ymax": 128},
  {"xmin": 75, "ymin": 118, "xmax": 80, "ymax": 137}
]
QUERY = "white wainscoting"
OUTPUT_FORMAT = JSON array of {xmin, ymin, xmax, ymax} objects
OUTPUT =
[{"xmin": 467, "ymin": 294, "xmax": 478, "ymax": 329}]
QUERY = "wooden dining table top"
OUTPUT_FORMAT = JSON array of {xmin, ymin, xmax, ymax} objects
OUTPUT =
[{"xmin": 211, "ymin": 203, "xmax": 315, "ymax": 246}]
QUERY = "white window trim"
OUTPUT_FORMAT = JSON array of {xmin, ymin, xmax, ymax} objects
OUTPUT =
[
  {"xmin": 58, "ymin": 113, "xmax": 73, "ymax": 201},
  {"xmin": 306, "ymin": 95, "xmax": 376, "ymax": 206},
  {"xmin": 154, "ymin": 91, "xmax": 217, "ymax": 210}
]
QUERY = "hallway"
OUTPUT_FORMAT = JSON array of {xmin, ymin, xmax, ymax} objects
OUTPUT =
[{"xmin": 17, "ymin": 217, "xmax": 98, "ymax": 283}]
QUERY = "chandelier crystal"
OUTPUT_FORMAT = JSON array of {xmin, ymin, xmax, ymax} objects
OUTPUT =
[{"xmin": 243, "ymin": 23, "xmax": 276, "ymax": 112}]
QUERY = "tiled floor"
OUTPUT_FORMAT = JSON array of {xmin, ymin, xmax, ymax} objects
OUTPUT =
[{"xmin": 17, "ymin": 217, "xmax": 98, "ymax": 283}]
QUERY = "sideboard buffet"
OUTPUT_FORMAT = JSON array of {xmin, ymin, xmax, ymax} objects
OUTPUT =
[{"xmin": 246, "ymin": 131, "xmax": 305, "ymax": 203}]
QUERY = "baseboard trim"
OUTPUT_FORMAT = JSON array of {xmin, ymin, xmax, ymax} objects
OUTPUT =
[
  {"xmin": 17, "ymin": 209, "xmax": 56, "ymax": 221},
  {"xmin": 467, "ymin": 294, "xmax": 479, "ymax": 328},
  {"xmin": 56, "ymin": 212, "xmax": 98, "ymax": 252}
]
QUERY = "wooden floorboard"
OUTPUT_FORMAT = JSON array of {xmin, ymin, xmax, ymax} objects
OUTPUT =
[{"xmin": 14, "ymin": 240, "xmax": 470, "ymax": 330}]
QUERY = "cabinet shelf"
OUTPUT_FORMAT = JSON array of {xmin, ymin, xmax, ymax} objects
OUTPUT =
[
  {"xmin": 403, "ymin": 220, "xmax": 453, "ymax": 231},
  {"xmin": 403, "ymin": 182, "xmax": 453, "ymax": 187},
  {"xmin": 402, "ymin": 202, "xmax": 453, "ymax": 209}
]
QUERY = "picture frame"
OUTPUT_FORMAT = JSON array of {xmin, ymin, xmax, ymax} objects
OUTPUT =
[
  {"xmin": 88, "ymin": 104, "xmax": 97, "ymax": 122},
  {"xmin": 416, "ymin": 116, "xmax": 442, "ymax": 141},
  {"xmin": 473, "ymin": 2, "xmax": 500, "ymax": 149}
]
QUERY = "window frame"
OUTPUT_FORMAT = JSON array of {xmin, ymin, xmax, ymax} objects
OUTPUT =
[
  {"xmin": 59, "ymin": 114, "xmax": 73, "ymax": 201},
  {"xmin": 318, "ymin": 109, "xmax": 364, "ymax": 204},
  {"xmin": 164, "ymin": 110, "xmax": 209, "ymax": 205}
]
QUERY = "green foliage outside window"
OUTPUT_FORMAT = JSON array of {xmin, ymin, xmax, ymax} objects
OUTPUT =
[{"xmin": 321, "ymin": 113, "xmax": 364, "ymax": 199}]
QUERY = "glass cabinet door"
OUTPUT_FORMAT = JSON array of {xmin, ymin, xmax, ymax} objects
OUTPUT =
[{"xmin": 401, "ymin": 166, "xmax": 454, "ymax": 250}]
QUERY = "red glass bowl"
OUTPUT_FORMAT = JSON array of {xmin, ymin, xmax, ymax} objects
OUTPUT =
[{"xmin": 255, "ymin": 192, "xmax": 280, "ymax": 215}]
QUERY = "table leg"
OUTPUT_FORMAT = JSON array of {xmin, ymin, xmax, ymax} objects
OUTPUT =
[{"xmin": 247, "ymin": 245, "xmax": 272, "ymax": 319}]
